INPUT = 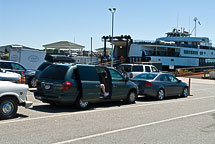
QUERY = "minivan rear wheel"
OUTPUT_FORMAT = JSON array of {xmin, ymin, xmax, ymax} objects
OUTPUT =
[{"xmin": 75, "ymin": 97, "xmax": 89, "ymax": 109}]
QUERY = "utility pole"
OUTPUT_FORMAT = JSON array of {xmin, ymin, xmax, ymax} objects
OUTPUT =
[
  {"xmin": 109, "ymin": 8, "xmax": 116, "ymax": 67},
  {"xmin": 91, "ymin": 37, "xmax": 92, "ymax": 64}
]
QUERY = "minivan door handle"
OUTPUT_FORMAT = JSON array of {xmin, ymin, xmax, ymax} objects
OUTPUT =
[{"xmin": 96, "ymin": 84, "xmax": 100, "ymax": 88}]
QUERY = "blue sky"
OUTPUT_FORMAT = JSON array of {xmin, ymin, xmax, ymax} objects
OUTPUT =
[{"xmin": 0, "ymin": 0, "xmax": 215, "ymax": 51}]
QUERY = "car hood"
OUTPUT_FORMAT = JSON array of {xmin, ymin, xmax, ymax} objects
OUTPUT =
[
  {"xmin": 0, "ymin": 72, "xmax": 21, "ymax": 81},
  {"xmin": 25, "ymin": 70, "xmax": 36, "ymax": 76}
]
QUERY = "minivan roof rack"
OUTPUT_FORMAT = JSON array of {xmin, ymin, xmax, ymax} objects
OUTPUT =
[{"xmin": 45, "ymin": 54, "xmax": 76, "ymax": 63}]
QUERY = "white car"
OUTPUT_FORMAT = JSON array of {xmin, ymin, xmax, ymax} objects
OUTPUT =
[
  {"xmin": 0, "ymin": 81, "xmax": 32, "ymax": 119},
  {"xmin": 0, "ymin": 71, "xmax": 21, "ymax": 83},
  {"xmin": 120, "ymin": 64, "xmax": 160, "ymax": 78}
]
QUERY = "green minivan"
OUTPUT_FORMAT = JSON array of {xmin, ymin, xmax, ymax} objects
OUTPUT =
[{"xmin": 34, "ymin": 64, "xmax": 138, "ymax": 109}]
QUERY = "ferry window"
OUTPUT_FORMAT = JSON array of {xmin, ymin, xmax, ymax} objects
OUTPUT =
[
  {"xmin": 211, "ymin": 52, "xmax": 213, "ymax": 55},
  {"xmin": 204, "ymin": 52, "xmax": 206, "ymax": 54}
]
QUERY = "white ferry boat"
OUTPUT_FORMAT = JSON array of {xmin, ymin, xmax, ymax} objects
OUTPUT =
[{"xmin": 127, "ymin": 28, "xmax": 215, "ymax": 70}]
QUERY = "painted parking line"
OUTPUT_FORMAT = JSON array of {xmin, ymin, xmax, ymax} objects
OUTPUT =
[
  {"xmin": 53, "ymin": 109, "xmax": 215, "ymax": 144},
  {"xmin": 0, "ymin": 95, "xmax": 214, "ymax": 125},
  {"xmin": 191, "ymin": 87, "xmax": 215, "ymax": 92}
]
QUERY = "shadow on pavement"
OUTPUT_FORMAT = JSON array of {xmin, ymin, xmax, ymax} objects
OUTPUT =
[
  {"xmin": 137, "ymin": 95, "xmax": 187, "ymax": 102},
  {"xmin": 15, "ymin": 113, "xmax": 29, "ymax": 119},
  {"xmin": 30, "ymin": 105, "xmax": 78, "ymax": 113},
  {"xmin": 0, "ymin": 113, "xmax": 29, "ymax": 121},
  {"xmin": 30, "ymin": 101, "xmax": 126, "ymax": 113}
]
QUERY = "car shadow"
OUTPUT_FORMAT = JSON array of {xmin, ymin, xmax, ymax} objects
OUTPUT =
[
  {"xmin": 0, "ymin": 113, "xmax": 29, "ymax": 121},
  {"xmin": 137, "ymin": 95, "xmax": 187, "ymax": 102},
  {"xmin": 15, "ymin": 113, "xmax": 29, "ymax": 119},
  {"xmin": 30, "ymin": 104, "xmax": 78, "ymax": 113},
  {"xmin": 137, "ymin": 96, "xmax": 156, "ymax": 102},
  {"xmin": 30, "ymin": 96, "xmax": 188, "ymax": 114},
  {"xmin": 30, "ymin": 101, "xmax": 126, "ymax": 113}
]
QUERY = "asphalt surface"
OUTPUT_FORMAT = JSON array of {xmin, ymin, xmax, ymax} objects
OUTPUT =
[{"xmin": 0, "ymin": 77, "xmax": 215, "ymax": 144}]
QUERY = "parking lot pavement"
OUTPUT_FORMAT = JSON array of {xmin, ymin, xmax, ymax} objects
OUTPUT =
[
  {"xmin": 0, "ymin": 78, "xmax": 215, "ymax": 144},
  {"xmin": 178, "ymin": 76, "xmax": 215, "ymax": 85}
]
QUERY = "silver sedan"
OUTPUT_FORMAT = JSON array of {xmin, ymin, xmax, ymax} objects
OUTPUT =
[{"xmin": 131, "ymin": 73, "xmax": 189, "ymax": 100}]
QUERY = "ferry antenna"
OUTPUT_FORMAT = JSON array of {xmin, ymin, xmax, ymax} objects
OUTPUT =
[{"xmin": 191, "ymin": 17, "xmax": 201, "ymax": 37}]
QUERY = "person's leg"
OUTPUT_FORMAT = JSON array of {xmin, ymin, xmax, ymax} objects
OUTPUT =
[
  {"xmin": 100, "ymin": 84, "xmax": 108, "ymax": 97},
  {"xmin": 100, "ymin": 84, "xmax": 106, "ymax": 94}
]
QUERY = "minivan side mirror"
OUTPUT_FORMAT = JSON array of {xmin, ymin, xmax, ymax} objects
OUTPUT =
[{"xmin": 178, "ymin": 80, "xmax": 182, "ymax": 83}]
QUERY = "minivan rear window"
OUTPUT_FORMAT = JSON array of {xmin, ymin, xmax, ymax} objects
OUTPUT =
[
  {"xmin": 37, "ymin": 62, "xmax": 51, "ymax": 71},
  {"xmin": 39, "ymin": 65, "xmax": 69, "ymax": 80}
]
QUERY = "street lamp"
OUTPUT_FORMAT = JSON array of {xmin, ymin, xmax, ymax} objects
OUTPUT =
[{"xmin": 108, "ymin": 8, "xmax": 116, "ymax": 67}]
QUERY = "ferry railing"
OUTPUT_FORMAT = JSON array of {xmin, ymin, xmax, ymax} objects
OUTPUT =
[
  {"xmin": 133, "ymin": 41, "xmax": 215, "ymax": 50},
  {"xmin": 202, "ymin": 69, "xmax": 215, "ymax": 78},
  {"xmin": 175, "ymin": 66, "xmax": 215, "ymax": 76}
]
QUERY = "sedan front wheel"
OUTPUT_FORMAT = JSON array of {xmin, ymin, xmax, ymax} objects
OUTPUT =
[{"xmin": 182, "ymin": 87, "xmax": 188, "ymax": 97}]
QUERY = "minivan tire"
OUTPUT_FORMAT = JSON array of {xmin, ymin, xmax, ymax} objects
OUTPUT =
[
  {"xmin": 0, "ymin": 97, "xmax": 18, "ymax": 119},
  {"xmin": 125, "ymin": 90, "xmax": 137, "ymax": 104},
  {"xmin": 75, "ymin": 96, "xmax": 89, "ymax": 109}
]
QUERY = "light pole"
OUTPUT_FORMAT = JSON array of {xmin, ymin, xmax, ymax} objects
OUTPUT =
[{"xmin": 109, "ymin": 8, "xmax": 116, "ymax": 67}]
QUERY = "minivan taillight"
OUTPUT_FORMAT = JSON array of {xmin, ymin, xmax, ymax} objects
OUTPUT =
[
  {"xmin": 145, "ymin": 82, "xmax": 152, "ymax": 87},
  {"xmin": 129, "ymin": 73, "xmax": 133, "ymax": 78},
  {"xmin": 62, "ymin": 81, "xmax": 72, "ymax": 90}
]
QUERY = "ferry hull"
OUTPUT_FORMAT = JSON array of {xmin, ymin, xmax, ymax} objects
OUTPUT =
[{"xmin": 148, "ymin": 56, "xmax": 199, "ymax": 67}]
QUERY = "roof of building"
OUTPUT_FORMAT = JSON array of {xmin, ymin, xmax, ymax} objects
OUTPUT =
[
  {"xmin": 43, "ymin": 41, "xmax": 85, "ymax": 49},
  {"xmin": 0, "ymin": 44, "xmax": 38, "ymax": 51},
  {"xmin": 95, "ymin": 47, "xmax": 112, "ymax": 51}
]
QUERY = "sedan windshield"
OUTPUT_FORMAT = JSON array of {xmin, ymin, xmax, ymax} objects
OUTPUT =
[{"xmin": 134, "ymin": 73, "xmax": 158, "ymax": 80}]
